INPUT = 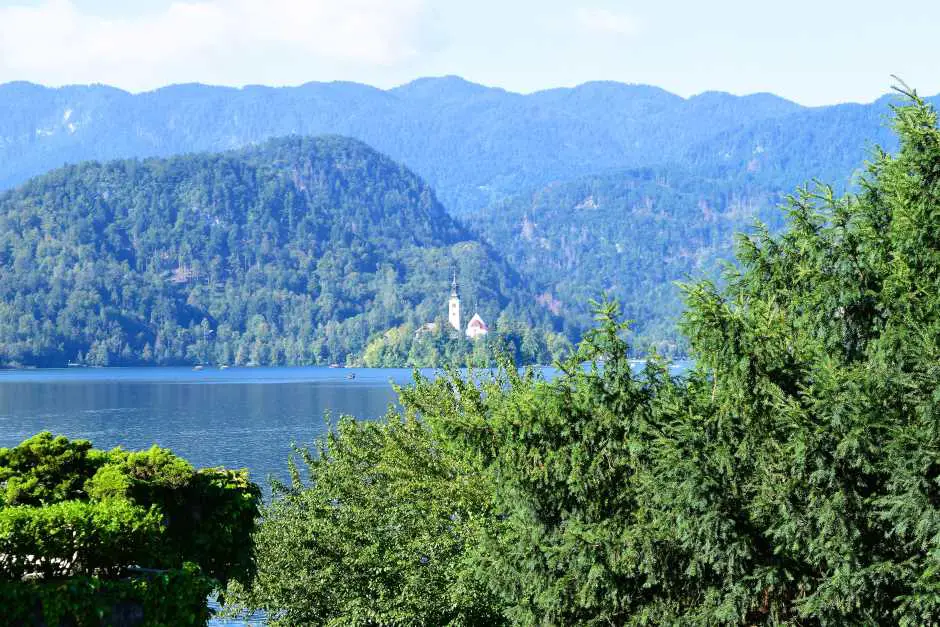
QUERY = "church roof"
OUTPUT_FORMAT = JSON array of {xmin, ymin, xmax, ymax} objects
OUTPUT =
[{"xmin": 467, "ymin": 313, "xmax": 487, "ymax": 329}]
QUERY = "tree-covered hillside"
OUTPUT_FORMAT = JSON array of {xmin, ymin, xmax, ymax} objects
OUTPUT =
[
  {"xmin": 471, "ymin": 91, "xmax": 934, "ymax": 355},
  {"xmin": 473, "ymin": 167, "xmax": 786, "ymax": 354},
  {"xmin": 0, "ymin": 77, "xmax": 874, "ymax": 214},
  {"xmin": 684, "ymin": 94, "xmax": 905, "ymax": 193},
  {"xmin": 0, "ymin": 136, "xmax": 556, "ymax": 367}
]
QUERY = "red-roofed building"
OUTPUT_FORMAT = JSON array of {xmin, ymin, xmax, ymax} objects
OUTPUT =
[{"xmin": 465, "ymin": 313, "xmax": 489, "ymax": 340}]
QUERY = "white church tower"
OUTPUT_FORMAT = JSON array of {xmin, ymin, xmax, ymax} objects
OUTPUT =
[{"xmin": 448, "ymin": 273, "xmax": 461, "ymax": 332}]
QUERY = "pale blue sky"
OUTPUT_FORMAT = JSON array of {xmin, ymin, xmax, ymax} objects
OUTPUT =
[{"xmin": 0, "ymin": 0, "xmax": 935, "ymax": 105}]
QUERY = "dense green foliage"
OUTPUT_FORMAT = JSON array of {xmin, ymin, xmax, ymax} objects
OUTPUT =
[
  {"xmin": 236, "ymin": 91, "xmax": 940, "ymax": 624},
  {"xmin": 0, "ymin": 432, "xmax": 260, "ymax": 624},
  {"xmin": 0, "ymin": 136, "xmax": 557, "ymax": 367},
  {"xmin": 473, "ymin": 168, "xmax": 786, "ymax": 355},
  {"xmin": 0, "ymin": 498, "xmax": 163, "ymax": 579},
  {"xmin": 227, "ymin": 414, "xmax": 501, "ymax": 625},
  {"xmin": 660, "ymin": 86, "xmax": 940, "ymax": 623},
  {"xmin": 355, "ymin": 315, "xmax": 573, "ymax": 367},
  {"xmin": 1, "ymin": 564, "xmax": 214, "ymax": 627}
]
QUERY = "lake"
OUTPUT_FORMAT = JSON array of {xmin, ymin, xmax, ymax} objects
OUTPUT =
[
  {"xmin": 0, "ymin": 362, "xmax": 690, "ymax": 485},
  {"xmin": 0, "ymin": 366, "xmax": 443, "ymax": 487}
]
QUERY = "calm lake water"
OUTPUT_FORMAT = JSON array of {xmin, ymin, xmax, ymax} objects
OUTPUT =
[
  {"xmin": 0, "ymin": 362, "xmax": 690, "ymax": 486},
  {"xmin": 0, "ymin": 366, "xmax": 441, "ymax": 487}
]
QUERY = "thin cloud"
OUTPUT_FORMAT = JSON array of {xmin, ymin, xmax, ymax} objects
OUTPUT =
[
  {"xmin": 0, "ymin": 0, "xmax": 429, "ymax": 90},
  {"xmin": 575, "ymin": 7, "xmax": 640, "ymax": 37}
]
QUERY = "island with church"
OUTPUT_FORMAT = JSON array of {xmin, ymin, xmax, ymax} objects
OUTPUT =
[
  {"xmin": 447, "ymin": 275, "xmax": 489, "ymax": 340},
  {"xmin": 354, "ymin": 274, "xmax": 572, "ymax": 368}
]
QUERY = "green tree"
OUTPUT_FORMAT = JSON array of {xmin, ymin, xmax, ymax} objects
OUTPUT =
[
  {"xmin": 660, "ymin": 85, "xmax": 940, "ymax": 624},
  {"xmin": 229, "ymin": 413, "xmax": 501, "ymax": 625},
  {"xmin": 401, "ymin": 305, "xmax": 680, "ymax": 625},
  {"xmin": 0, "ymin": 433, "xmax": 261, "ymax": 625}
]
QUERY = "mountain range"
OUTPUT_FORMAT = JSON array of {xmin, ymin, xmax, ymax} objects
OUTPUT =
[
  {"xmin": 1, "ymin": 77, "xmax": 927, "ymax": 215},
  {"xmin": 0, "ymin": 76, "xmax": 930, "ymax": 362}
]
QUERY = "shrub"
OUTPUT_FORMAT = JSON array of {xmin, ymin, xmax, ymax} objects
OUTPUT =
[
  {"xmin": 0, "ymin": 499, "xmax": 162, "ymax": 579},
  {"xmin": 0, "ymin": 432, "xmax": 107, "ymax": 506},
  {"xmin": 0, "ymin": 433, "xmax": 261, "ymax": 623},
  {"xmin": 0, "ymin": 563, "xmax": 214, "ymax": 627}
]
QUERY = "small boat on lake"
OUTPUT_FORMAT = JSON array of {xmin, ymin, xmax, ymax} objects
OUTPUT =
[
  {"xmin": 346, "ymin": 372, "xmax": 356, "ymax": 380},
  {"xmin": 192, "ymin": 365, "xmax": 204, "ymax": 371}
]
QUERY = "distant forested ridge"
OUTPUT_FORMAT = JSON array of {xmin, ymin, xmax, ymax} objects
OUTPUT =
[
  {"xmin": 473, "ymin": 168, "xmax": 787, "ymax": 354},
  {"xmin": 0, "ymin": 78, "xmax": 929, "ymax": 215},
  {"xmin": 0, "ymin": 137, "xmax": 558, "ymax": 367},
  {"xmin": 1, "ymin": 77, "xmax": 931, "ymax": 358}
]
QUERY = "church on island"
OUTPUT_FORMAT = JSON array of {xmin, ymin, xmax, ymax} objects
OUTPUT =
[{"xmin": 448, "ymin": 275, "xmax": 488, "ymax": 340}]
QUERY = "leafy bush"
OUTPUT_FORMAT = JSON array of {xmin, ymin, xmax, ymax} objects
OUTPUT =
[
  {"xmin": 227, "ymin": 412, "xmax": 502, "ymax": 626},
  {"xmin": 0, "ymin": 433, "xmax": 260, "ymax": 624},
  {"xmin": 0, "ymin": 499, "xmax": 162, "ymax": 579},
  {"xmin": 86, "ymin": 447, "xmax": 261, "ymax": 584},
  {"xmin": 0, "ymin": 563, "xmax": 214, "ymax": 627},
  {"xmin": 0, "ymin": 432, "xmax": 107, "ymax": 506}
]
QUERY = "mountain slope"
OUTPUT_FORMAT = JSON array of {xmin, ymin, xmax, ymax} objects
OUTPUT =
[
  {"xmin": 0, "ymin": 77, "xmax": 807, "ymax": 214},
  {"xmin": 0, "ymin": 136, "xmax": 548, "ymax": 367},
  {"xmin": 473, "ymin": 167, "xmax": 787, "ymax": 353},
  {"xmin": 3, "ymin": 77, "xmax": 934, "ymax": 359},
  {"xmin": 682, "ymin": 95, "xmax": 911, "ymax": 192}
]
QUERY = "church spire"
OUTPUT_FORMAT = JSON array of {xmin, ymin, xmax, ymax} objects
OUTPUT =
[{"xmin": 448, "ymin": 272, "xmax": 461, "ymax": 331}]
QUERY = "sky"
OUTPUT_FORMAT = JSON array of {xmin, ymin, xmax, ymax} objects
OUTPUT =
[{"xmin": 0, "ymin": 0, "xmax": 936, "ymax": 106}]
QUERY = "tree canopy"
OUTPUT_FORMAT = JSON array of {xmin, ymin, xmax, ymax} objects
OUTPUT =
[
  {"xmin": 0, "ymin": 432, "xmax": 260, "ymax": 625},
  {"xmin": 234, "ymin": 89, "xmax": 940, "ymax": 625}
]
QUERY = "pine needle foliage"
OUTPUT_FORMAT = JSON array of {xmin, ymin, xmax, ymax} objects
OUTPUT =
[
  {"xmin": 670, "ymin": 86, "xmax": 940, "ymax": 624},
  {"xmin": 243, "ymin": 90, "xmax": 940, "ymax": 625}
]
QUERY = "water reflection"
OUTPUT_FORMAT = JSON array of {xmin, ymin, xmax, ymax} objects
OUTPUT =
[{"xmin": 0, "ymin": 367, "xmax": 423, "ymax": 487}]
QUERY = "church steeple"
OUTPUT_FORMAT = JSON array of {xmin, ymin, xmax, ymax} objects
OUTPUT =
[{"xmin": 448, "ymin": 272, "xmax": 461, "ymax": 331}]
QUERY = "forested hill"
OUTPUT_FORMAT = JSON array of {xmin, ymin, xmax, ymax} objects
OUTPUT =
[
  {"xmin": 473, "ymin": 167, "xmax": 786, "ymax": 354},
  {"xmin": 1, "ymin": 78, "xmax": 928, "ymax": 215},
  {"xmin": 0, "ymin": 136, "xmax": 552, "ymax": 367}
]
